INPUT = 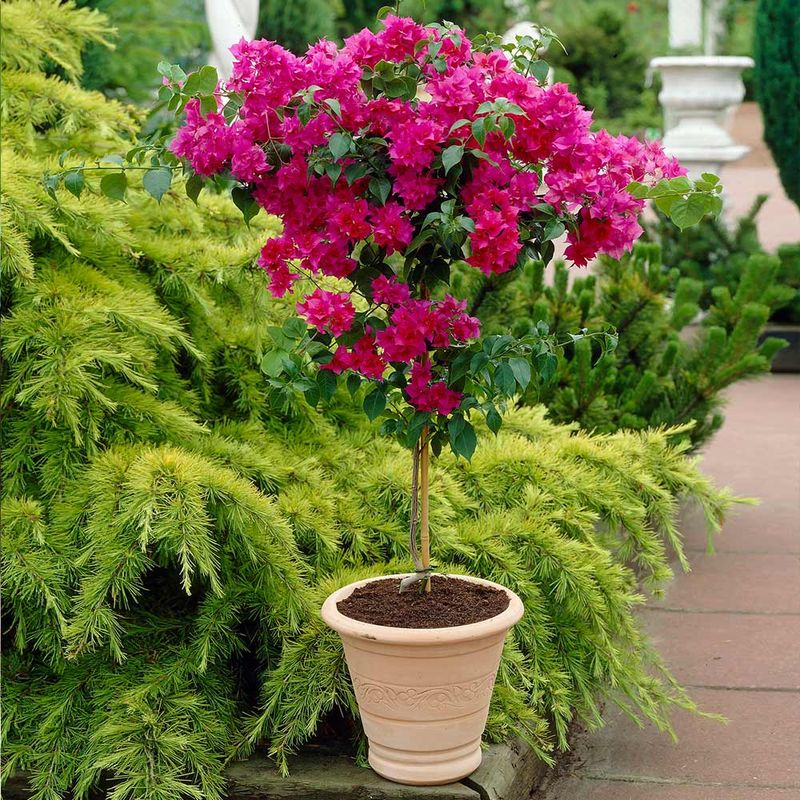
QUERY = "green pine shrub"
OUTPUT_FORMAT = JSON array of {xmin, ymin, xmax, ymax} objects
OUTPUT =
[
  {"xmin": 457, "ymin": 243, "xmax": 786, "ymax": 448},
  {"xmin": 754, "ymin": 0, "xmax": 800, "ymax": 208},
  {"xmin": 2, "ymin": 3, "xmax": 742, "ymax": 798},
  {"xmin": 646, "ymin": 198, "xmax": 800, "ymax": 324},
  {"xmin": 541, "ymin": 3, "xmax": 660, "ymax": 135}
]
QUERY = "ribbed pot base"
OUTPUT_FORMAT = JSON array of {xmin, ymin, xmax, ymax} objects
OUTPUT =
[{"xmin": 368, "ymin": 738, "xmax": 482, "ymax": 785}]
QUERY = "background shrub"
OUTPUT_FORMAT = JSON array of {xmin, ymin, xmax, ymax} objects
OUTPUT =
[
  {"xmin": 456, "ymin": 243, "xmax": 786, "ymax": 448},
  {"xmin": 646, "ymin": 199, "xmax": 800, "ymax": 324},
  {"xmin": 754, "ymin": 0, "xmax": 800, "ymax": 208}
]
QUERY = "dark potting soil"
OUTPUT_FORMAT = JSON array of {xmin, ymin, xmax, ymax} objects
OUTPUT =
[{"xmin": 336, "ymin": 575, "xmax": 510, "ymax": 628}]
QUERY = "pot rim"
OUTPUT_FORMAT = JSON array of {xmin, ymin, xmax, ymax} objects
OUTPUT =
[{"xmin": 321, "ymin": 573, "xmax": 524, "ymax": 645}]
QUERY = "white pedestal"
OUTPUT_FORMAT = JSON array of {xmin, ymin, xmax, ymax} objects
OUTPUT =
[{"xmin": 651, "ymin": 56, "xmax": 753, "ymax": 180}]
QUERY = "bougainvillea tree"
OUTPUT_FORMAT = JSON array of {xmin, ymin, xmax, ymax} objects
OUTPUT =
[{"xmin": 50, "ymin": 15, "xmax": 722, "ymax": 593}]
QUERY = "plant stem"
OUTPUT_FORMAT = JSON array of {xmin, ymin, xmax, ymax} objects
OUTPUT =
[{"xmin": 419, "ymin": 426, "xmax": 431, "ymax": 593}]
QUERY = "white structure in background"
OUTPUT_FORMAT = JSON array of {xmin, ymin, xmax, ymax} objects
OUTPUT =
[
  {"xmin": 651, "ymin": 56, "xmax": 753, "ymax": 179},
  {"xmin": 502, "ymin": 21, "xmax": 552, "ymax": 83},
  {"xmin": 205, "ymin": 0, "xmax": 259, "ymax": 80},
  {"xmin": 668, "ymin": 0, "xmax": 703, "ymax": 49},
  {"xmin": 668, "ymin": 0, "xmax": 725, "ymax": 54}
]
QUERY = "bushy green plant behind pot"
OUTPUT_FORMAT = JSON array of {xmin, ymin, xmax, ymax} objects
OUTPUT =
[
  {"xmin": 457, "ymin": 243, "xmax": 786, "ymax": 448},
  {"xmin": 646, "ymin": 198, "xmax": 800, "ymax": 324}
]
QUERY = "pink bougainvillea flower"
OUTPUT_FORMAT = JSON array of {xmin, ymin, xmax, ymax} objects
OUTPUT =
[
  {"xmin": 370, "ymin": 203, "xmax": 414, "ymax": 253},
  {"xmin": 170, "ymin": 13, "xmax": 689, "ymax": 427},
  {"xmin": 406, "ymin": 361, "xmax": 462, "ymax": 415},
  {"xmin": 296, "ymin": 289, "xmax": 355, "ymax": 336}
]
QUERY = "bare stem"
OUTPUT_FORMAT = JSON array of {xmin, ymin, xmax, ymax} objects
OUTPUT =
[
  {"xmin": 409, "ymin": 440, "xmax": 422, "ymax": 572},
  {"xmin": 420, "ymin": 426, "xmax": 431, "ymax": 593}
]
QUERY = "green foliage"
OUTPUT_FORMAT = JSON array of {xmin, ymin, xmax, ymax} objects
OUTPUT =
[
  {"xmin": 754, "ymin": 0, "xmax": 800, "ymax": 208},
  {"xmin": 543, "ymin": 3, "xmax": 660, "ymax": 134},
  {"xmin": 646, "ymin": 196, "xmax": 800, "ymax": 324},
  {"xmin": 2, "ymin": 4, "xmax": 742, "ymax": 798},
  {"xmin": 257, "ymin": 0, "xmax": 337, "ymax": 55},
  {"xmin": 76, "ymin": 0, "xmax": 209, "ymax": 102},
  {"xmin": 461, "ymin": 243, "xmax": 785, "ymax": 448}
]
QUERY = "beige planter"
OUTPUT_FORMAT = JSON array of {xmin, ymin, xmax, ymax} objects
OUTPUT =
[{"xmin": 321, "ymin": 574, "xmax": 524, "ymax": 786}]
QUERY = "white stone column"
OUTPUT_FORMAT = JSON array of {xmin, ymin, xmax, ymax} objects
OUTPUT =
[
  {"xmin": 205, "ymin": 0, "xmax": 260, "ymax": 80},
  {"xmin": 669, "ymin": 0, "xmax": 703, "ymax": 50}
]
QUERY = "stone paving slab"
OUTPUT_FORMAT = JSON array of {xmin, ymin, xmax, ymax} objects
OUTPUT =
[
  {"xmin": 680, "ymin": 503, "xmax": 800, "ymax": 555},
  {"xmin": 653, "ymin": 552, "xmax": 800, "ymax": 612},
  {"xmin": 572, "ymin": 687, "xmax": 800, "ymax": 790},
  {"xmin": 642, "ymin": 608, "xmax": 800, "ymax": 689},
  {"xmin": 541, "ymin": 777, "xmax": 800, "ymax": 799}
]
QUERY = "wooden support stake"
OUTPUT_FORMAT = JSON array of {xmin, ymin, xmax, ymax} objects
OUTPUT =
[{"xmin": 420, "ymin": 428, "xmax": 431, "ymax": 593}]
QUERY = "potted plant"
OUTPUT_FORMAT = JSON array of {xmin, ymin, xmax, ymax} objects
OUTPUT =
[{"xmin": 47, "ymin": 11, "xmax": 721, "ymax": 787}]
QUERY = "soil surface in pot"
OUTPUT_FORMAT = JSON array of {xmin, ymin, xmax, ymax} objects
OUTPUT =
[{"xmin": 337, "ymin": 575, "xmax": 510, "ymax": 628}]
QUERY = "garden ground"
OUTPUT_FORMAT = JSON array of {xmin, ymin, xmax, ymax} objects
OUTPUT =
[{"xmin": 536, "ymin": 373, "xmax": 800, "ymax": 799}]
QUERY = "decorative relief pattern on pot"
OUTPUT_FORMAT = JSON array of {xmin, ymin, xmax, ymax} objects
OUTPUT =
[{"xmin": 351, "ymin": 673, "xmax": 496, "ymax": 713}]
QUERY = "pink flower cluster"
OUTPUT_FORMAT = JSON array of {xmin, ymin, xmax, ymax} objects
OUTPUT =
[{"xmin": 171, "ymin": 15, "xmax": 683, "ymax": 416}]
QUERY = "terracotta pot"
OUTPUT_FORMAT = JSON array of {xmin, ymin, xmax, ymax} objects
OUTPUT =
[{"xmin": 321, "ymin": 574, "xmax": 524, "ymax": 786}]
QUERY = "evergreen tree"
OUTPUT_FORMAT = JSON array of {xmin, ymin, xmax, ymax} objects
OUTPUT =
[
  {"xmin": 1, "ymin": 3, "xmax": 743, "ymax": 798},
  {"xmin": 460, "ymin": 244, "xmax": 785, "ymax": 448},
  {"xmin": 754, "ymin": 0, "xmax": 800, "ymax": 208}
]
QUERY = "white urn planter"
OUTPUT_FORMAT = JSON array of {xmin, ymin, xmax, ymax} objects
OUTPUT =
[
  {"xmin": 321, "ymin": 574, "xmax": 524, "ymax": 786},
  {"xmin": 650, "ymin": 56, "xmax": 754, "ymax": 179}
]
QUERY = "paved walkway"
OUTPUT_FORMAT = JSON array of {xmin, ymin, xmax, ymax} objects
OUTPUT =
[{"xmin": 537, "ymin": 374, "xmax": 800, "ymax": 799}]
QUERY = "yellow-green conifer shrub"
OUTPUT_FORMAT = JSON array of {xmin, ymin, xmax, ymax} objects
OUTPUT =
[{"xmin": 2, "ymin": 3, "xmax": 739, "ymax": 798}]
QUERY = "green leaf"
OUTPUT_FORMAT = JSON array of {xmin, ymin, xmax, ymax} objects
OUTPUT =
[
  {"xmin": 261, "ymin": 350, "xmax": 287, "ymax": 377},
  {"xmin": 195, "ymin": 65, "xmax": 219, "ymax": 95},
  {"xmin": 282, "ymin": 317, "xmax": 308, "ymax": 340},
  {"xmin": 441, "ymin": 144, "xmax": 464, "ymax": 174},
  {"xmin": 199, "ymin": 94, "xmax": 217, "ymax": 116},
  {"xmin": 530, "ymin": 59, "xmax": 550, "ymax": 83},
  {"xmin": 347, "ymin": 373, "xmax": 361, "ymax": 396},
  {"xmin": 543, "ymin": 220, "xmax": 565, "ymax": 241},
  {"xmin": 535, "ymin": 351, "xmax": 558, "ymax": 382},
  {"xmin": 508, "ymin": 357, "xmax": 532, "ymax": 390},
  {"xmin": 626, "ymin": 180, "xmax": 651, "ymax": 200},
  {"xmin": 142, "ymin": 167, "xmax": 172, "ymax": 203},
  {"xmin": 486, "ymin": 406, "xmax": 502, "ymax": 434},
  {"xmin": 471, "ymin": 117, "xmax": 487, "ymax": 147},
  {"xmin": 449, "ymin": 118, "xmax": 472, "ymax": 133},
  {"xmin": 63, "ymin": 170, "xmax": 85, "ymax": 198},
  {"xmin": 317, "ymin": 369, "xmax": 338, "ymax": 402},
  {"xmin": 667, "ymin": 176, "xmax": 692, "ymax": 193},
  {"xmin": 369, "ymin": 177, "xmax": 391, "ymax": 205},
  {"xmin": 231, "ymin": 186, "xmax": 260, "ymax": 224},
  {"xmin": 185, "ymin": 173, "xmax": 204, "ymax": 204},
  {"xmin": 376, "ymin": 5, "xmax": 394, "ymax": 19},
  {"xmin": 470, "ymin": 351, "xmax": 490, "ymax": 374},
  {"xmin": 448, "ymin": 416, "xmax": 477, "ymax": 460},
  {"xmin": 344, "ymin": 163, "xmax": 370, "ymax": 185},
  {"xmin": 325, "ymin": 163, "xmax": 342, "ymax": 185},
  {"xmin": 363, "ymin": 387, "xmax": 386, "ymax": 420},
  {"xmin": 329, "ymin": 132, "xmax": 351, "ymax": 160},
  {"xmin": 494, "ymin": 362, "xmax": 517, "ymax": 395},
  {"xmin": 669, "ymin": 194, "xmax": 709, "ymax": 229},
  {"xmin": 449, "ymin": 351, "xmax": 473, "ymax": 384},
  {"xmin": 100, "ymin": 172, "xmax": 127, "ymax": 202},
  {"xmin": 468, "ymin": 149, "xmax": 499, "ymax": 166},
  {"xmin": 324, "ymin": 98, "xmax": 342, "ymax": 118}
]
